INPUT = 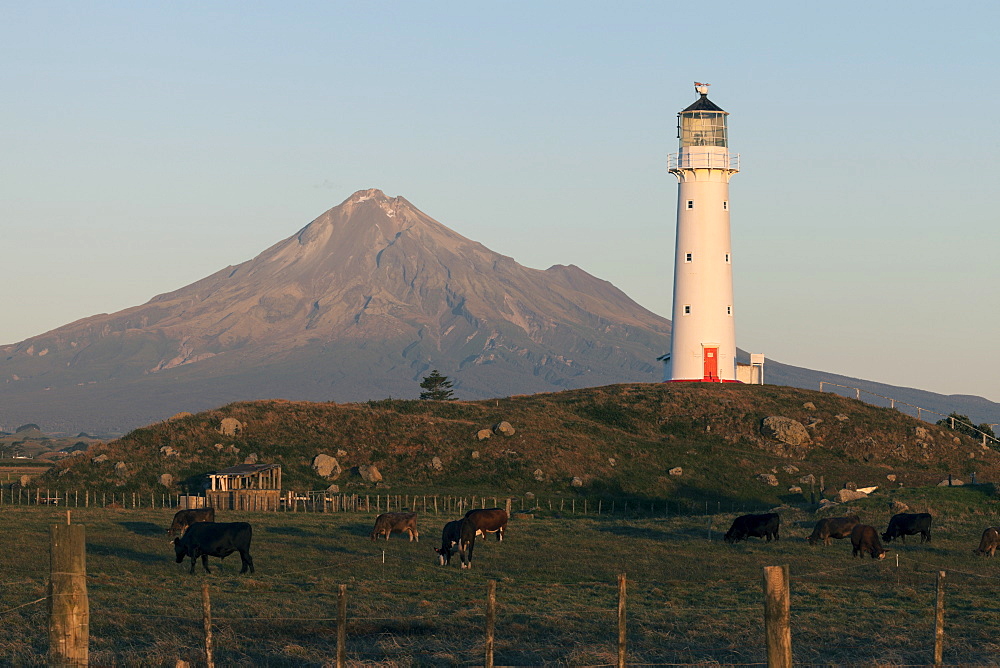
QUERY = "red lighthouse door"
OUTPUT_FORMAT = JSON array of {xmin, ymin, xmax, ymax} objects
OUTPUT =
[{"xmin": 703, "ymin": 347, "xmax": 719, "ymax": 381}]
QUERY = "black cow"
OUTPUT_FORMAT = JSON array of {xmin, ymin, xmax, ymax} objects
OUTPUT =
[
  {"xmin": 167, "ymin": 507, "xmax": 216, "ymax": 537},
  {"xmin": 435, "ymin": 520, "xmax": 464, "ymax": 566},
  {"xmin": 724, "ymin": 513, "xmax": 780, "ymax": 544},
  {"xmin": 851, "ymin": 524, "xmax": 887, "ymax": 559},
  {"xmin": 173, "ymin": 521, "xmax": 254, "ymax": 575},
  {"xmin": 808, "ymin": 515, "xmax": 860, "ymax": 546},
  {"xmin": 458, "ymin": 508, "xmax": 509, "ymax": 569},
  {"xmin": 882, "ymin": 513, "xmax": 932, "ymax": 544}
]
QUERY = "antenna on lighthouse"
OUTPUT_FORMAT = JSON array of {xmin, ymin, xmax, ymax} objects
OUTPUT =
[{"xmin": 694, "ymin": 82, "xmax": 710, "ymax": 96}]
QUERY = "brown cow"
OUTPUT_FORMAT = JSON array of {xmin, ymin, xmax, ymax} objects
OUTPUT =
[
  {"xmin": 808, "ymin": 515, "xmax": 860, "ymax": 546},
  {"xmin": 370, "ymin": 512, "xmax": 419, "ymax": 542},
  {"xmin": 167, "ymin": 507, "xmax": 216, "ymax": 537},
  {"xmin": 458, "ymin": 508, "xmax": 508, "ymax": 569},
  {"xmin": 975, "ymin": 527, "xmax": 1000, "ymax": 557},
  {"xmin": 851, "ymin": 524, "xmax": 886, "ymax": 559}
]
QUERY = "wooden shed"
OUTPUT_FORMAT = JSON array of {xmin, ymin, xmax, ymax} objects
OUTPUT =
[{"xmin": 206, "ymin": 463, "xmax": 282, "ymax": 511}]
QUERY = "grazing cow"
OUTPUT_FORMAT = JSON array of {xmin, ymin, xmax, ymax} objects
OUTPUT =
[
  {"xmin": 435, "ymin": 520, "xmax": 463, "ymax": 565},
  {"xmin": 166, "ymin": 507, "xmax": 216, "ymax": 537},
  {"xmin": 851, "ymin": 524, "xmax": 886, "ymax": 559},
  {"xmin": 882, "ymin": 512, "xmax": 932, "ymax": 544},
  {"xmin": 457, "ymin": 508, "xmax": 509, "ymax": 569},
  {"xmin": 724, "ymin": 513, "xmax": 780, "ymax": 544},
  {"xmin": 370, "ymin": 512, "xmax": 419, "ymax": 542},
  {"xmin": 975, "ymin": 527, "xmax": 1000, "ymax": 557},
  {"xmin": 173, "ymin": 521, "xmax": 254, "ymax": 574},
  {"xmin": 808, "ymin": 515, "xmax": 860, "ymax": 546}
]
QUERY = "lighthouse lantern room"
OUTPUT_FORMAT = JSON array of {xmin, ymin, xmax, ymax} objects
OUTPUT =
[{"xmin": 665, "ymin": 83, "xmax": 740, "ymax": 382}]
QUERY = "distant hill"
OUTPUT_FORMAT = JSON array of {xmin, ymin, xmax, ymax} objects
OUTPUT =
[
  {"xmin": 36, "ymin": 383, "xmax": 1000, "ymax": 504},
  {"xmin": 1, "ymin": 189, "xmax": 997, "ymax": 433}
]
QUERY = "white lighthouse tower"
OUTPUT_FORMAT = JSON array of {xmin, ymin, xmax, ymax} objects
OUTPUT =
[{"xmin": 665, "ymin": 83, "xmax": 740, "ymax": 382}]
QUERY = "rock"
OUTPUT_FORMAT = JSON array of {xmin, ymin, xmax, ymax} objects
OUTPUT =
[
  {"xmin": 761, "ymin": 416, "xmax": 812, "ymax": 446},
  {"xmin": 168, "ymin": 412, "xmax": 192, "ymax": 422},
  {"xmin": 158, "ymin": 473, "xmax": 173, "ymax": 487},
  {"xmin": 788, "ymin": 486, "xmax": 802, "ymax": 494},
  {"xmin": 431, "ymin": 456, "xmax": 443, "ymax": 471},
  {"xmin": 953, "ymin": 437, "xmax": 962, "ymax": 445},
  {"xmin": 889, "ymin": 500, "xmax": 909, "ymax": 513},
  {"xmin": 806, "ymin": 418, "xmax": 823, "ymax": 429},
  {"xmin": 886, "ymin": 474, "xmax": 897, "ymax": 482},
  {"xmin": 799, "ymin": 474, "xmax": 816, "ymax": 485},
  {"xmin": 214, "ymin": 443, "xmax": 225, "ymax": 451},
  {"xmin": 668, "ymin": 467, "xmax": 683, "ymax": 477},
  {"xmin": 571, "ymin": 477, "xmax": 584, "ymax": 487},
  {"xmin": 19, "ymin": 475, "xmax": 31, "ymax": 487},
  {"xmin": 803, "ymin": 402, "xmax": 816, "ymax": 410},
  {"xmin": 757, "ymin": 473, "xmax": 779, "ymax": 486},
  {"xmin": 159, "ymin": 446, "xmax": 179, "ymax": 457},
  {"xmin": 835, "ymin": 488, "xmax": 868, "ymax": 503},
  {"xmin": 938, "ymin": 478, "xmax": 964, "ymax": 486},
  {"xmin": 218, "ymin": 417, "xmax": 244, "ymax": 437},
  {"xmin": 326, "ymin": 484, "xmax": 340, "ymax": 493},
  {"xmin": 608, "ymin": 457, "xmax": 617, "ymax": 467},
  {"xmin": 835, "ymin": 414, "xmax": 849, "ymax": 422},
  {"xmin": 915, "ymin": 426, "xmax": 932, "ymax": 440},
  {"xmin": 492, "ymin": 421, "xmax": 516, "ymax": 437},
  {"xmin": 336, "ymin": 449, "xmax": 347, "ymax": 458},
  {"xmin": 226, "ymin": 444, "xmax": 240, "ymax": 454},
  {"xmin": 857, "ymin": 486, "xmax": 878, "ymax": 494},
  {"xmin": 525, "ymin": 492, "xmax": 535, "ymax": 499},
  {"xmin": 476, "ymin": 429, "xmax": 492, "ymax": 441},
  {"xmin": 845, "ymin": 481, "xmax": 857, "ymax": 491},
  {"xmin": 91, "ymin": 454, "xmax": 108, "ymax": 464},
  {"xmin": 817, "ymin": 498, "xmax": 840, "ymax": 511},
  {"xmin": 533, "ymin": 469, "xmax": 545, "ymax": 482},
  {"xmin": 243, "ymin": 453, "xmax": 258, "ymax": 465},
  {"xmin": 115, "ymin": 462, "xmax": 127, "ymax": 475},
  {"xmin": 357, "ymin": 465, "xmax": 383, "ymax": 483},
  {"xmin": 312, "ymin": 454, "xmax": 342, "ymax": 480},
  {"xmin": 782, "ymin": 465, "xmax": 800, "ymax": 474},
  {"xmin": 471, "ymin": 450, "xmax": 480, "ymax": 459}
]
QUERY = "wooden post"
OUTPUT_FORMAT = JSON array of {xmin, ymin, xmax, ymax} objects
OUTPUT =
[
  {"xmin": 485, "ymin": 580, "xmax": 496, "ymax": 668},
  {"xmin": 762, "ymin": 565, "xmax": 792, "ymax": 668},
  {"xmin": 48, "ymin": 520, "xmax": 88, "ymax": 666},
  {"xmin": 202, "ymin": 583, "xmax": 214, "ymax": 668},
  {"xmin": 617, "ymin": 573, "xmax": 627, "ymax": 668},
  {"xmin": 505, "ymin": 497, "xmax": 512, "ymax": 517},
  {"xmin": 337, "ymin": 584, "xmax": 347, "ymax": 668},
  {"xmin": 934, "ymin": 570, "xmax": 946, "ymax": 667}
]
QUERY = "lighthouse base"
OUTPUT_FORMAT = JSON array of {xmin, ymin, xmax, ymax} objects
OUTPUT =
[{"xmin": 666, "ymin": 378, "xmax": 742, "ymax": 384}]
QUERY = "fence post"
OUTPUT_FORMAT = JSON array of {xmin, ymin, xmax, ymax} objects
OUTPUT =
[
  {"xmin": 762, "ymin": 565, "xmax": 792, "ymax": 668},
  {"xmin": 337, "ymin": 584, "xmax": 347, "ymax": 668},
  {"xmin": 505, "ymin": 497, "xmax": 512, "ymax": 517},
  {"xmin": 934, "ymin": 570, "xmax": 946, "ymax": 666},
  {"xmin": 485, "ymin": 580, "xmax": 496, "ymax": 668},
  {"xmin": 200, "ymin": 583, "xmax": 214, "ymax": 668},
  {"xmin": 49, "ymin": 515, "xmax": 88, "ymax": 667},
  {"xmin": 617, "ymin": 573, "xmax": 627, "ymax": 668}
]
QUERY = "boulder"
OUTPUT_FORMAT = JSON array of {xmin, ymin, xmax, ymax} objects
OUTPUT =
[
  {"xmin": 492, "ymin": 421, "xmax": 516, "ymax": 437},
  {"xmin": 357, "ymin": 464, "xmax": 383, "ymax": 483},
  {"xmin": 214, "ymin": 443, "xmax": 225, "ymax": 451},
  {"xmin": 336, "ymin": 449, "xmax": 348, "ymax": 458},
  {"xmin": 788, "ymin": 486, "xmax": 802, "ymax": 494},
  {"xmin": 757, "ymin": 473, "xmax": 779, "ymax": 487},
  {"xmin": 817, "ymin": 498, "xmax": 840, "ymax": 511},
  {"xmin": 471, "ymin": 450, "xmax": 480, "ymax": 459},
  {"xmin": 570, "ymin": 477, "xmax": 584, "ymax": 487},
  {"xmin": 312, "ymin": 454, "xmax": 342, "ymax": 480},
  {"xmin": 218, "ymin": 417, "xmax": 244, "ymax": 437},
  {"xmin": 91, "ymin": 454, "xmax": 108, "ymax": 464},
  {"xmin": 668, "ymin": 467, "xmax": 683, "ymax": 477},
  {"xmin": 525, "ymin": 492, "xmax": 535, "ymax": 499},
  {"xmin": 608, "ymin": 457, "xmax": 617, "ymax": 467},
  {"xmin": 431, "ymin": 456, "xmax": 443, "ymax": 472},
  {"xmin": 886, "ymin": 474, "xmax": 897, "ymax": 482},
  {"xmin": 889, "ymin": 500, "xmax": 910, "ymax": 513},
  {"xmin": 476, "ymin": 429, "xmax": 492, "ymax": 441},
  {"xmin": 19, "ymin": 475, "xmax": 30, "ymax": 487},
  {"xmin": 834, "ymin": 414, "xmax": 849, "ymax": 422},
  {"xmin": 782, "ymin": 465, "xmax": 800, "ymax": 474},
  {"xmin": 802, "ymin": 402, "xmax": 816, "ymax": 410},
  {"xmin": 835, "ymin": 488, "xmax": 868, "ymax": 503},
  {"xmin": 159, "ymin": 446, "xmax": 179, "ymax": 457},
  {"xmin": 158, "ymin": 473, "xmax": 173, "ymax": 487},
  {"xmin": 761, "ymin": 417, "xmax": 812, "ymax": 446},
  {"xmin": 243, "ymin": 453, "xmax": 259, "ymax": 465},
  {"xmin": 799, "ymin": 474, "xmax": 816, "ymax": 485},
  {"xmin": 326, "ymin": 484, "xmax": 340, "ymax": 493},
  {"xmin": 533, "ymin": 469, "xmax": 545, "ymax": 482},
  {"xmin": 114, "ymin": 462, "xmax": 127, "ymax": 475}
]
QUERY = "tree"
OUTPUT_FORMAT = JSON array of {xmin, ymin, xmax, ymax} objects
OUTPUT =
[
  {"xmin": 935, "ymin": 412, "xmax": 996, "ymax": 441},
  {"xmin": 419, "ymin": 370, "xmax": 456, "ymax": 401}
]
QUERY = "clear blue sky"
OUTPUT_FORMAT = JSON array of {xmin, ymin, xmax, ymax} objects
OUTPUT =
[{"xmin": 2, "ymin": 1, "xmax": 998, "ymax": 402}]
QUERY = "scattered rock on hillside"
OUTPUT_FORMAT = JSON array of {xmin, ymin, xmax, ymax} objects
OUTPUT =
[
  {"xmin": 761, "ymin": 416, "xmax": 812, "ymax": 447},
  {"xmin": 19, "ymin": 475, "xmax": 30, "ymax": 487},
  {"xmin": 525, "ymin": 492, "xmax": 535, "ymax": 499},
  {"xmin": 336, "ymin": 449, "xmax": 347, "ymax": 458},
  {"xmin": 757, "ymin": 473, "xmax": 779, "ymax": 486},
  {"xmin": 226, "ymin": 445, "xmax": 240, "ymax": 454},
  {"xmin": 219, "ymin": 418, "xmax": 245, "ymax": 436},
  {"xmin": 115, "ymin": 462, "xmax": 127, "ymax": 475},
  {"xmin": 571, "ymin": 477, "xmax": 583, "ymax": 487},
  {"xmin": 890, "ymin": 500, "xmax": 909, "ymax": 513},
  {"xmin": 431, "ymin": 457, "xmax": 443, "ymax": 471},
  {"xmin": 835, "ymin": 488, "xmax": 868, "ymax": 503},
  {"xmin": 471, "ymin": 450, "xmax": 480, "ymax": 459},
  {"xmin": 327, "ymin": 484, "xmax": 340, "ymax": 493},
  {"xmin": 608, "ymin": 457, "xmax": 616, "ymax": 467},
  {"xmin": 159, "ymin": 446, "xmax": 179, "ymax": 457},
  {"xmin": 158, "ymin": 473, "xmax": 173, "ymax": 487},
  {"xmin": 533, "ymin": 469, "xmax": 545, "ymax": 482},
  {"xmin": 788, "ymin": 486, "xmax": 802, "ymax": 494},
  {"xmin": 214, "ymin": 443, "xmax": 225, "ymax": 451},
  {"xmin": 669, "ymin": 467, "xmax": 683, "ymax": 477},
  {"xmin": 803, "ymin": 402, "xmax": 816, "ymax": 410},
  {"xmin": 835, "ymin": 414, "xmax": 849, "ymax": 422},
  {"xmin": 493, "ymin": 421, "xmax": 515, "ymax": 437},
  {"xmin": 915, "ymin": 426, "xmax": 932, "ymax": 441},
  {"xmin": 938, "ymin": 478, "xmax": 964, "ymax": 486},
  {"xmin": 476, "ymin": 429, "xmax": 492, "ymax": 441},
  {"xmin": 886, "ymin": 474, "xmax": 897, "ymax": 482},
  {"xmin": 799, "ymin": 474, "xmax": 816, "ymax": 485},
  {"xmin": 92, "ymin": 454, "xmax": 108, "ymax": 464},
  {"xmin": 243, "ymin": 453, "xmax": 258, "ymax": 465},
  {"xmin": 817, "ymin": 499, "xmax": 839, "ymax": 511},
  {"xmin": 782, "ymin": 465, "xmax": 799, "ymax": 474},
  {"xmin": 356, "ymin": 464, "xmax": 382, "ymax": 483},
  {"xmin": 312, "ymin": 454, "xmax": 342, "ymax": 480}
]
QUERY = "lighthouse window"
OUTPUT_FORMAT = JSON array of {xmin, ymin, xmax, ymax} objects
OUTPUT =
[
  {"xmin": 723, "ymin": 201, "xmax": 728, "ymax": 210},
  {"xmin": 686, "ymin": 200, "xmax": 694, "ymax": 209},
  {"xmin": 683, "ymin": 305, "xmax": 691, "ymax": 315},
  {"xmin": 727, "ymin": 305, "xmax": 733, "ymax": 315},
  {"xmin": 685, "ymin": 253, "xmax": 692, "ymax": 263},
  {"xmin": 725, "ymin": 253, "xmax": 731, "ymax": 263}
]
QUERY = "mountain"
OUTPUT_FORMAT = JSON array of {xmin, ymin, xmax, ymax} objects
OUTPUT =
[{"xmin": 2, "ymin": 189, "xmax": 997, "ymax": 434}]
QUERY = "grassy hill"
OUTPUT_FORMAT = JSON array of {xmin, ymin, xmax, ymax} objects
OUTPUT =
[{"xmin": 31, "ymin": 383, "xmax": 1000, "ymax": 504}]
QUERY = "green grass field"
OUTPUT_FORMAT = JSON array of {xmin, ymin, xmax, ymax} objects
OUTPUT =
[{"xmin": 4, "ymin": 486, "xmax": 1000, "ymax": 666}]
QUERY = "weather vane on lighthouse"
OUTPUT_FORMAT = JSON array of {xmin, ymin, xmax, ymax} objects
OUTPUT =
[{"xmin": 661, "ymin": 82, "xmax": 742, "ymax": 383}]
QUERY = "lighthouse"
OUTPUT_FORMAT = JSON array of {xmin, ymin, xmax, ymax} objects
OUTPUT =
[{"xmin": 664, "ymin": 83, "xmax": 740, "ymax": 382}]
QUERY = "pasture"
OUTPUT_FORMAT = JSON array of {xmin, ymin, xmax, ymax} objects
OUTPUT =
[{"xmin": 4, "ymin": 486, "xmax": 1000, "ymax": 666}]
